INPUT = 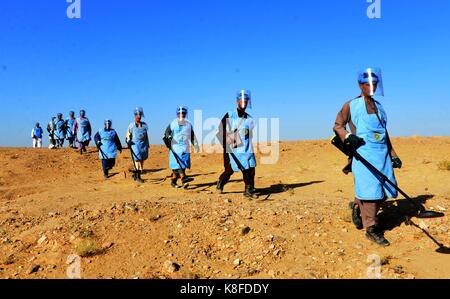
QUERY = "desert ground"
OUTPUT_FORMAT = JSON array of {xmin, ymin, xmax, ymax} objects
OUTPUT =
[{"xmin": 0, "ymin": 137, "xmax": 449, "ymax": 279}]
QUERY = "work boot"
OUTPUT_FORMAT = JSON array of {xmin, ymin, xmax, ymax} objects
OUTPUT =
[
  {"xmin": 365, "ymin": 226, "xmax": 390, "ymax": 247},
  {"xmin": 135, "ymin": 171, "xmax": 144, "ymax": 183},
  {"xmin": 103, "ymin": 170, "xmax": 109, "ymax": 179},
  {"xmin": 171, "ymin": 178, "xmax": 180, "ymax": 189},
  {"xmin": 244, "ymin": 185, "xmax": 259, "ymax": 200},
  {"xmin": 182, "ymin": 178, "xmax": 190, "ymax": 189},
  {"xmin": 216, "ymin": 180, "xmax": 224, "ymax": 194},
  {"xmin": 349, "ymin": 201, "xmax": 363, "ymax": 230}
]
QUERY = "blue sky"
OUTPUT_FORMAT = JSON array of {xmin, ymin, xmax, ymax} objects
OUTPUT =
[{"xmin": 0, "ymin": 0, "xmax": 449, "ymax": 146}]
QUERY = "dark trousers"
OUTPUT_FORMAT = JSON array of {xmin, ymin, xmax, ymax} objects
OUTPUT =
[
  {"xmin": 67, "ymin": 137, "xmax": 75, "ymax": 147},
  {"xmin": 101, "ymin": 159, "xmax": 116, "ymax": 175},
  {"xmin": 355, "ymin": 199, "xmax": 382, "ymax": 228},
  {"xmin": 218, "ymin": 153, "xmax": 255, "ymax": 188}
]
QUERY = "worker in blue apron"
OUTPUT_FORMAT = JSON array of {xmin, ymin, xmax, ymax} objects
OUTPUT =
[
  {"xmin": 125, "ymin": 107, "xmax": 149, "ymax": 183},
  {"xmin": 65, "ymin": 111, "xmax": 77, "ymax": 149},
  {"xmin": 74, "ymin": 110, "xmax": 92, "ymax": 154},
  {"xmin": 333, "ymin": 67, "xmax": 402, "ymax": 246},
  {"xmin": 47, "ymin": 116, "xmax": 57, "ymax": 149},
  {"xmin": 216, "ymin": 90, "xmax": 258, "ymax": 199},
  {"xmin": 163, "ymin": 106, "xmax": 200, "ymax": 189},
  {"xmin": 31, "ymin": 122, "xmax": 43, "ymax": 148},
  {"xmin": 54, "ymin": 113, "xmax": 66, "ymax": 148},
  {"xmin": 94, "ymin": 119, "xmax": 123, "ymax": 179}
]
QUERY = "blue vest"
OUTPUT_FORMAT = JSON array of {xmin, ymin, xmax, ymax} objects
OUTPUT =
[
  {"xmin": 98, "ymin": 128, "xmax": 118, "ymax": 160},
  {"xmin": 76, "ymin": 117, "xmax": 91, "ymax": 142},
  {"xmin": 350, "ymin": 97, "xmax": 398, "ymax": 200},
  {"xmin": 228, "ymin": 110, "xmax": 257, "ymax": 172},
  {"xmin": 66, "ymin": 118, "xmax": 75, "ymax": 138},
  {"xmin": 128, "ymin": 122, "xmax": 149, "ymax": 161},
  {"xmin": 54, "ymin": 119, "xmax": 66, "ymax": 139},
  {"xmin": 169, "ymin": 119, "xmax": 192, "ymax": 170},
  {"xmin": 33, "ymin": 127, "xmax": 43, "ymax": 138}
]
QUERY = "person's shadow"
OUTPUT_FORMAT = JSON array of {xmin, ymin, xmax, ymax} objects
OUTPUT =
[
  {"xmin": 256, "ymin": 181, "xmax": 325, "ymax": 200},
  {"xmin": 378, "ymin": 194, "xmax": 434, "ymax": 231}
]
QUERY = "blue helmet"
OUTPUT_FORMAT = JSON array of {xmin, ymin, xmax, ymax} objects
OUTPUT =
[
  {"xmin": 176, "ymin": 106, "xmax": 188, "ymax": 115},
  {"xmin": 236, "ymin": 90, "xmax": 251, "ymax": 101},
  {"xmin": 104, "ymin": 119, "xmax": 112, "ymax": 129},
  {"xmin": 69, "ymin": 111, "xmax": 75, "ymax": 117},
  {"xmin": 80, "ymin": 110, "xmax": 86, "ymax": 117},
  {"xmin": 134, "ymin": 107, "xmax": 144, "ymax": 117}
]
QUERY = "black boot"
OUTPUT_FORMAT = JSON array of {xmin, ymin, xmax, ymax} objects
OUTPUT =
[
  {"xmin": 216, "ymin": 180, "xmax": 224, "ymax": 194},
  {"xmin": 135, "ymin": 171, "xmax": 144, "ymax": 183},
  {"xmin": 366, "ymin": 225, "xmax": 390, "ymax": 247},
  {"xmin": 244, "ymin": 185, "xmax": 258, "ymax": 200},
  {"xmin": 349, "ymin": 201, "xmax": 363, "ymax": 230},
  {"xmin": 171, "ymin": 177, "xmax": 180, "ymax": 189},
  {"xmin": 182, "ymin": 178, "xmax": 190, "ymax": 189},
  {"xmin": 103, "ymin": 170, "xmax": 109, "ymax": 179}
]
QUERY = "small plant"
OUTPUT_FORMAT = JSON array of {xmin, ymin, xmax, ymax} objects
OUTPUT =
[
  {"xmin": 75, "ymin": 240, "xmax": 102, "ymax": 257},
  {"xmin": 437, "ymin": 160, "xmax": 450, "ymax": 171}
]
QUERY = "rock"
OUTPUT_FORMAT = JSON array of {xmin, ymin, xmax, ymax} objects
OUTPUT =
[
  {"xmin": 418, "ymin": 220, "xmax": 428, "ymax": 230},
  {"xmin": 221, "ymin": 210, "xmax": 231, "ymax": 217},
  {"xmin": 164, "ymin": 261, "xmax": 180, "ymax": 273},
  {"xmin": 233, "ymin": 259, "xmax": 241, "ymax": 266},
  {"xmin": 224, "ymin": 199, "xmax": 232, "ymax": 203},
  {"xmin": 150, "ymin": 215, "xmax": 161, "ymax": 222},
  {"xmin": 101, "ymin": 242, "xmax": 114, "ymax": 250},
  {"xmin": 28, "ymin": 264, "xmax": 40, "ymax": 274},
  {"xmin": 436, "ymin": 205, "xmax": 446, "ymax": 211},
  {"xmin": 241, "ymin": 226, "xmax": 251, "ymax": 235},
  {"xmin": 37, "ymin": 235, "xmax": 47, "ymax": 245}
]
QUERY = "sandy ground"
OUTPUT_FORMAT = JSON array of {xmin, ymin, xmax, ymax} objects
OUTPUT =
[{"xmin": 0, "ymin": 136, "xmax": 449, "ymax": 279}]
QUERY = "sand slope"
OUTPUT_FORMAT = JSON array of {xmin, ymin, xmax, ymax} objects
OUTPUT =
[{"xmin": 0, "ymin": 137, "xmax": 449, "ymax": 279}]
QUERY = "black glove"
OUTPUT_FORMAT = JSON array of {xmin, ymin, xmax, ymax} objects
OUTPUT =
[
  {"xmin": 344, "ymin": 134, "xmax": 365, "ymax": 151},
  {"xmin": 162, "ymin": 135, "xmax": 172, "ymax": 149},
  {"xmin": 126, "ymin": 139, "xmax": 133, "ymax": 147},
  {"xmin": 392, "ymin": 157, "xmax": 402, "ymax": 169},
  {"xmin": 96, "ymin": 141, "xmax": 102, "ymax": 148}
]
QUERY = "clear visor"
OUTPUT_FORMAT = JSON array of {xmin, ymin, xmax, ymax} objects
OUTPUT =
[
  {"xmin": 358, "ymin": 67, "xmax": 384, "ymax": 97},
  {"xmin": 237, "ymin": 90, "xmax": 252, "ymax": 109}
]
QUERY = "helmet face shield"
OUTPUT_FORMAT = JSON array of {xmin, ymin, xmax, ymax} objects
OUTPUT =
[
  {"xmin": 134, "ymin": 107, "xmax": 145, "ymax": 117},
  {"xmin": 358, "ymin": 67, "xmax": 384, "ymax": 97},
  {"xmin": 236, "ymin": 90, "xmax": 252, "ymax": 109},
  {"xmin": 104, "ymin": 119, "xmax": 112, "ymax": 130},
  {"xmin": 80, "ymin": 110, "xmax": 86, "ymax": 118},
  {"xmin": 176, "ymin": 106, "xmax": 188, "ymax": 121}
]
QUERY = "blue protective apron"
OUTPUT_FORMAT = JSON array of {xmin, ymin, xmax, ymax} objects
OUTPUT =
[
  {"xmin": 350, "ymin": 97, "xmax": 398, "ymax": 200},
  {"xmin": 98, "ymin": 128, "xmax": 118, "ymax": 160},
  {"xmin": 33, "ymin": 127, "xmax": 43, "ymax": 139},
  {"xmin": 169, "ymin": 119, "xmax": 192, "ymax": 170},
  {"xmin": 66, "ymin": 118, "xmax": 75, "ymax": 138},
  {"xmin": 129, "ymin": 122, "xmax": 149, "ymax": 161},
  {"xmin": 76, "ymin": 117, "xmax": 91, "ymax": 143},
  {"xmin": 54, "ymin": 119, "xmax": 66, "ymax": 139},
  {"xmin": 228, "ymin": 110, "xmax": 257, "ymax": 172}
]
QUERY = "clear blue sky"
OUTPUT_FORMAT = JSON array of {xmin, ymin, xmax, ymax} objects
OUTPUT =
[{"xmin": 1, "ymin": 0, "xmax": 449, "ymax": 146}]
